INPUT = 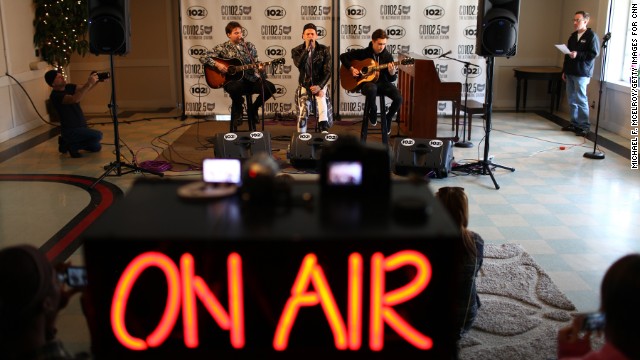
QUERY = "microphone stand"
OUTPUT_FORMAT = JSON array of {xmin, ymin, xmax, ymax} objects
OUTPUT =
[
  {"xmin": 306, "ymin": 41, "xmax": 319, "ymax": 132},
  {"xmin": 583, "ymin": 32, "xmax": 610, "ymax": 160},
  {"xmin": 440, "ymin": 52, "xmax": 479, "ymax": 148}
]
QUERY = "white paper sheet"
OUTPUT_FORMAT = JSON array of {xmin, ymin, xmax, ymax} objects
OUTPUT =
[{"xmin": 555, "ymin": 44, "xmax": 570, "ymax": 54}]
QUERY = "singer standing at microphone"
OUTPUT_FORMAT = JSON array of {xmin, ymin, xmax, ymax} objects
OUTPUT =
[
  {"xmin": 339, "ymin": 29, "xmax": 402, "ymax": 133},
  {"xmin": 201, "ymin": 21, "xmax": 276, "ymax": 127},
  {"xmin": 561, "ymin": 11, "xmax": 599, "ymax": 137},
  {"xmin": 291, "ymin": 23, "xmax": 333, "ymax": 133}
]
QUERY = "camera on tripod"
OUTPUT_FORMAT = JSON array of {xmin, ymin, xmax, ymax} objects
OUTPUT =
[{"xmin": 92, "ymin": 71, "xmax": 110, "ymax": 82}]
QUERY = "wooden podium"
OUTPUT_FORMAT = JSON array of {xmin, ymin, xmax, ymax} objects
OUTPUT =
[{"xmin": 398, "ymin": 53, "xmax": 461, "ymax": 139}]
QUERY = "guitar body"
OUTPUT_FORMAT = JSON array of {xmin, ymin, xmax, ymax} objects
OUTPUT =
[
  {"xmin": 204, "ymin": 57, "xmax": 245, "ymax": 89},
  {"xmin": 340, "ymin": 58, "xmax": 379, "ymax": 92}
]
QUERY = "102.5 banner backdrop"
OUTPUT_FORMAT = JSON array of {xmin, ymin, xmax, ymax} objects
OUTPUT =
[{"xmin": 179, "ymin": 0, "xmax": 485, "ymax": 119}]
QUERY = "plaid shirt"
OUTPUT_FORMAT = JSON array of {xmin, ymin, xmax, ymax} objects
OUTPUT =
[{"xmin": 202, "ymin": 40, "xmax": 261, "ymax": 82}]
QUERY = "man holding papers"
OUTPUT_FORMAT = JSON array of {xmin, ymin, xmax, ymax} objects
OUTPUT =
[{"xmin": 561, "ymin": 11, "xmax": 599, "ymax": 137}]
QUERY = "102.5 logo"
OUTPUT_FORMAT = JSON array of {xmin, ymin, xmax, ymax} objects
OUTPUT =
[
  {"xmin": 422, "ymin": 45, "xmax": 444, "ymax": 58},
  {"xmin": 345, "ymin": 5, "xmax": 366, "ymax": 19},
  {"xmin": 385, "ymin": 25, "xmax": 406, "ymax": 39},
  {"xmin": 424, "ymin": 5, "xmax": 444, "ymax": 19},
  {"xmin": 187, "ymin": 6, "xmax": 207, "ymax": 20},
  {"xmin": 265, "ymin": 6, "xmax": 286, "ymax": 20}
]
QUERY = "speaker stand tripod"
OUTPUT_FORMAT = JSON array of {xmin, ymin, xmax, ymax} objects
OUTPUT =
[
  {"xmin": 452, "ymin": 56, "xmax": 514, "ymax": 189},
  {"xmin": 440, "ymin": 52, "xmax": 478, "ymax": 148},
  {"xmin": 91, "ymin": 53, "xmax": 163, "ymax": 188}
]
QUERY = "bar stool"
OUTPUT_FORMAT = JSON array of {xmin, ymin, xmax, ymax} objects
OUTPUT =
[
  {"xmin": 230, "ymin": 94, "xmax": 257, "ymax": 133},
  {"xmin": 361, "ymin": 95, "xmax": 388, "ymax": 144},
  {"xmin": 456, "ymin": 100, "xmax": 485, "ymax": 141}
]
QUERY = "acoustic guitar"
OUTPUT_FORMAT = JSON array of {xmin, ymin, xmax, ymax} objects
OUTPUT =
[
  {"xmin": 204, "ymin": 57, "xmax": 285, "ymax": 89},
  {"xmin": 340, "ymin": 57, "xmax": 414, "ymax": 91}
]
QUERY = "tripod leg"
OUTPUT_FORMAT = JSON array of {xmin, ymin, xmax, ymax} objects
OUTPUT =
[
  {"xmin": 482, "ymin": 162, "xmax": 500, "ymax": 190},
  {"xmin": 91, "ymin": 162, "xmax": 121, "ymax": 188},
  {"xmin": 489, "ymin": 161, "xmax": 516, "ymax": 172}
]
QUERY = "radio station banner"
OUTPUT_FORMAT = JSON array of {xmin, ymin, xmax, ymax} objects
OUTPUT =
[
  {"xmin": 337, "ymin": 0, "xmax": 486, "ymax": 117},
  {"xmin": 179, "ymin": 1, "xmax": 486, "ymax": 118},
  {"xmin": 180, "ymin": 0, "xmax": 332, "ymax": 117}
]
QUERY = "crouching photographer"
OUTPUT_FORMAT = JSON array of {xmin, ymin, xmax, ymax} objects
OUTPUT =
[{"xmin": 45, "ymin": 69, "xmax": 105, "ymax": 158}]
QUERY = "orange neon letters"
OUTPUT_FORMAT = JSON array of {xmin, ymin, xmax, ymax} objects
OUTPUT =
[
  {"xmin": 370, "ymin": 250, "xmax": 433, "ymax": 351},
  {"xmin": 111, "ymin": 250, "xmax": 431, "ymax": 352},
  {"xmin": 111, "ymin": 252, "xmax": 244, "ymax": 350},
  {"xmin": 273, "ymin": 253, "xmax": 348, "ymax": 350}
]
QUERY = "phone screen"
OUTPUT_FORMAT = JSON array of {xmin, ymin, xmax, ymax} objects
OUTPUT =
[
  {"xmin": 202, "ymin": 159, "xmax": 242, "ymax": 184},
  {"xmin": 66, "ymin": 266, "xmax": 88, "ymax": 288},
  {"xmin": 327, "ymin": 161, "xmax": 362, "ymax": 186},
  {"xmin": 581, "ymin": 312, "xmax": 605, "ymax": 331}
]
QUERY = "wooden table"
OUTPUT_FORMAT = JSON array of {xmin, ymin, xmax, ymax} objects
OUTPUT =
[{"xmin": 513, "ymin": 66, "xmax": 563, "ymax": 113}]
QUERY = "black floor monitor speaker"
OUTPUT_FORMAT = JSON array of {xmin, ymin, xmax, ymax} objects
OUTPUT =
[
  {"xmin": 288, "ymin": 132, "xmax": 339, "ymax": 168},
  {"xmin": 392, "ymin": 138, "xmax": 454, "ymax": 178},
  {"xmin": 214, "ymin": 132, "xmax": 272, "ymax": 160},
  {"xmin": 88, "ymin": 0, "xmax": 131, "ymax": 55}
]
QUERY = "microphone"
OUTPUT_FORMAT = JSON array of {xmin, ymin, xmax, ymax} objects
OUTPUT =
[
  {"xmin": 439, "ymin": 50, "xmax": 452, "ymax": 58},
  {"xmin": 603, "ymin": 32, "xmax": 611, "ymax": 42},
  {"xmin": 308, "ymin": 39, "xmax": 314, "ymax": 52}
]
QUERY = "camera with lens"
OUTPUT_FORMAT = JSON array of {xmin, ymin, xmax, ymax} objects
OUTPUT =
[
  {"xmin": 320, "ymin": 135, "xmax": 390, "ymax": 205},
  {"xmin": 92, "ymin": 71, "xmax": 110, "ymax": 82}
]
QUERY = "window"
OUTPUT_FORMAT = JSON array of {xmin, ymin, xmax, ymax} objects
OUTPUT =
[{"xmin": 606, "ymin": 0, "xmax": 633, "ymax": 84}]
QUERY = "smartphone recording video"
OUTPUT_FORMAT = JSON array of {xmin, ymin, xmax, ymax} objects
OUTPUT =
[
  {"xmin": 58, "ymin": 266, "xmax": 88, "ymax": 288},
  {"xmin": 581, "ymin": 312, "xmax": 605, "ymax": 331},
  {"xmin": 202, "ymin": 159, "xmax": 242, "ymax": 185}
]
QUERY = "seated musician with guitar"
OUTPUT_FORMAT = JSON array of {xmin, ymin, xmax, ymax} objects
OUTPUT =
[
  {"xmin": 339, "ymin": 29, "xmax": 402, "ymax": 132},
  {"xmin": 200, "ymin": 21, "xmax": 277, "ymax": 127},
  {"xmin": 291, "ymin": 23, "xmax": 333, "ymax": 133}
]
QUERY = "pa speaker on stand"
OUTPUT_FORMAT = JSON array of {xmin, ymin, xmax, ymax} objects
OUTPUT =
[
  {"xmin": 88, "ymin": 0, "xmax": 131, "ymax": 55},
  {"xmin": 476, "ymin": 0, "xmax": 520, "ymax": 57}
]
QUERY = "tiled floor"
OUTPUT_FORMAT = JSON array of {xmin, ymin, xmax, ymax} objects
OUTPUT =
[{"xmin": 0, "ymin": 109, "xmax": 638, "ymax": 355}]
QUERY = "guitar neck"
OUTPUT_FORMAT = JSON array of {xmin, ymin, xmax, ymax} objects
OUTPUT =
[
  {"xmin": 370, "ymin": 60, "xmax": 401, "ymax": 72},
  {"xmin": 235, "ymin": 61, "xmax": 269, "ymax": 71}
]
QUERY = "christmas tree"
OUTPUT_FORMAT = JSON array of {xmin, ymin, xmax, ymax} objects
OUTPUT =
[{"xmin": 33, "ymin": 0, "xmax": 89, "ymax": 69}]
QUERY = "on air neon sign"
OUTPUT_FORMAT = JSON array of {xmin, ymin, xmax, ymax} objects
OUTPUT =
[{"xmin": 110, "ymin": 250, "xmax": 433, "ymax": 352}]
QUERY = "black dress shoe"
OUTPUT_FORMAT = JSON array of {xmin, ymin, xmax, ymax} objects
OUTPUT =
[
  {"xmin": 58, "ymin": 136, "xmax": 68, "ymax": 153},
  {"xmin": 319, "ymin": 122, "xmax": 329, "ymax": 133},
  {"xmin": 69, "ymin": 150, "xmax": 82, "ymax": 158},
  {"xmin": 368, "ymin": 108, "xmax": 378, "ymax": 126},
  {"xmin": 575, "ymin": 128, "xmax": 588, "ymax": 137},
  {"xmin": 561, "ymin": 124, "xmax": 577, "ymax": 132}
]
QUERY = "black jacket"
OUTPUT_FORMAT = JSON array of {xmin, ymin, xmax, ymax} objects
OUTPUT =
[
  {"xmin": 291, "ymin": 42, "xmax": 332, "ymax": 89},
  {"xmin": 339, "ymin": 41, "xmax": 398, "ymax": 84},
  {"xmin": 563, "ymin": 28, "xmax": 599, "ymax": 78}
]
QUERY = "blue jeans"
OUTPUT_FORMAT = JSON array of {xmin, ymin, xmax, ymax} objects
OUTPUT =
[
  {"xmin": 62, "ymin": 127, "xmax": 103, "ymax": 152},
  {"xmin": 565, "ymin": 75, "xmax": 591, "ymax": 130}
]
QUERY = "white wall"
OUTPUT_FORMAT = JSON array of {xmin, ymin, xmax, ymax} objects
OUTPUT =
[{"xmin": 0, "ymin": 0, "xmax": 53, "ymax": 143}]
